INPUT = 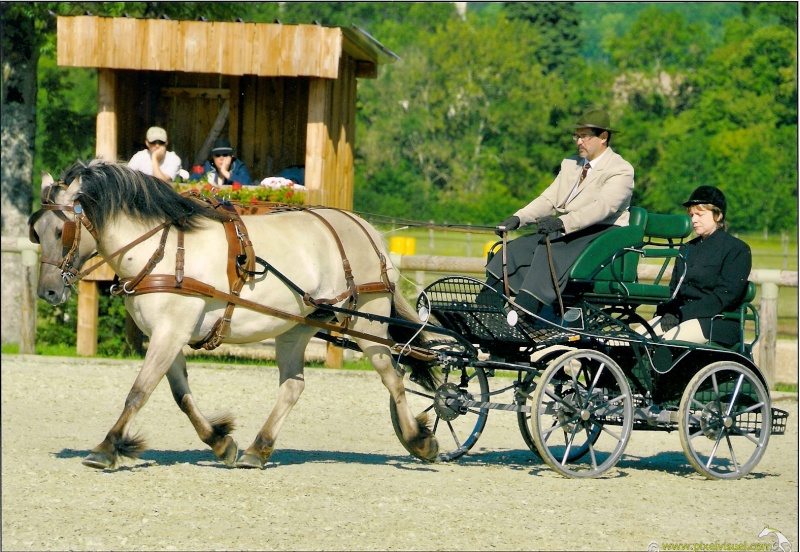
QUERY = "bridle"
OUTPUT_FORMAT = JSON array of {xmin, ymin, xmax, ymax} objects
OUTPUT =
[
  {"xmin": 30, "ymin": 181, "xmax": 177, "ymax": 288},
  {"xmin": 29, "ymin": 181, "xmax": 101, "ymax": 286}
]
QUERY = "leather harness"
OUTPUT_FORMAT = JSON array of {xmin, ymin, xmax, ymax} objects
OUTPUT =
[{"xmin": 31, "ymin": 186, "xmax": 436, "ymax": 362}]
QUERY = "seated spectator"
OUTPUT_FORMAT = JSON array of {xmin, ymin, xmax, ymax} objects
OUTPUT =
[
  {"xmin": 127, "ymin": 126, "xmax": 182, "ymax": 183},
  {"xmin": 190, "ymin": 138, "xmax": 252, "ymax": 186}
]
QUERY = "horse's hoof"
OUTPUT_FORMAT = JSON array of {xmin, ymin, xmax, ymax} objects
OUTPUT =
[
  {"xmin": 235, "ymin": 453, "xmax": 264, "ymax": 469},
  {"xmin": 218, "ymin": 436, "xmax": 239, "ymax": 467},
  {"xmin": 82, "ymin": 451, "xmax": 113, "ymax": 470}
]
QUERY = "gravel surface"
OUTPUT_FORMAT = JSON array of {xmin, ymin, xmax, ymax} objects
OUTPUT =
[{"xmin": 2, "ymin": 354, "xmax": 797, "ymax": 551}]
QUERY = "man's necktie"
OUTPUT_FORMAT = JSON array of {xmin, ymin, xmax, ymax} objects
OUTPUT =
[
  {"xmin": 579, "ymin": 162, "xmax": 591, "ymax": 183},
  {"xmin": 561, "ymin": 162, "xmax": 591, "ymax": 208}
]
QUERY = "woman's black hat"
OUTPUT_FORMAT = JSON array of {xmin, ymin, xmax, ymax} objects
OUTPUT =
[{"xmin": 683, "ymin": 185, "xmax": 726, "ymax": 217}]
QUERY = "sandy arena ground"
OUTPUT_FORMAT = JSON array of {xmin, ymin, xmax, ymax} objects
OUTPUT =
[{"xmin": 2, "ymin": 354, "xmax": 797, "ymax": 551}]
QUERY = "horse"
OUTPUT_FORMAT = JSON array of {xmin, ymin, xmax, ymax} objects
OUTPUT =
[{"xmin": 28, "ymin": 159, "xmax": 440, "ymax": 469}]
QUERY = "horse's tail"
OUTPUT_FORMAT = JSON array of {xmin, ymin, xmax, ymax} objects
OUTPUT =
[{"xmin": 387, "ymin": 287, "xmax": 441, "ymax": 392}]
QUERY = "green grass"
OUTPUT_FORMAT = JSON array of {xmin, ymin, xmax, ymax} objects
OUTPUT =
[{"xmin": 775, "ymin": 382, "xmax": 797, "ymax": 393}]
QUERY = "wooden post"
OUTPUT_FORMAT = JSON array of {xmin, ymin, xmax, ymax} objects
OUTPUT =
[
  {"xmin": 19, "ymin": 240, "xmax": 39, "ymax": 355},
  {"xmin": 77, "ymin": 281, "xmax": 99, "ymax": 356},
  {"xmin": 96, "ymin": 69, "xmax": 117, "ymax": 161},
  {"xmin": 305, "ymin": 78, "xmax": 329, "ymax": 207},
  {"xmin": 759, "ymin": 281, "xmax": 779, "ymax": 390},
  {"xmin": 76, "ymin": 68, "xmax": 118, "ymax": 356}
]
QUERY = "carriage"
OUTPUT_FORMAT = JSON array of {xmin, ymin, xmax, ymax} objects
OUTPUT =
[
  {"xmin": 391, "ymin": 206, "xmax": 788, "ymax": 479},
  {"xmin": 29, "ymin": 161, "xmax": 787, "ymax": 479}
]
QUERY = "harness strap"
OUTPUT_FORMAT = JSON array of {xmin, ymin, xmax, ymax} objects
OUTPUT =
[
  {"xmin": 175, "ymin": 230, "xmax": 185, "ymax": 287},
  {"xmin": 72, "ymin": 221, "xmax": 172, "ymax": 285},
  {"xmin": 118, "ymin": 224, "xmax": 171, "ymax": 294},
  {"xmin": 123, "ymin": 274, "xmax": 436, "ymax": 362}
]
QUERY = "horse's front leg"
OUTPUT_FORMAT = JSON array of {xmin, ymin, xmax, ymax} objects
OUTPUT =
[
  {"xmin": 237, "ymin": 325, "xmax": 315, "ymax": 468},
  {"xmin": 82, "ymin": 335, "xmax": 185, "ymax": 470},
  {"xmin": 165, "ymin": 352, "xmax": 238, "ymax": 466}
]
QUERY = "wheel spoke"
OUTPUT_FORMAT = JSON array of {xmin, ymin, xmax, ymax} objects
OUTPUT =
[
  {"xmin": 586, "ymin": 362, "xmax": 606, "ymax": 400},
  {"xmin": 445, "ymin": 420, "xmax": 463, "ymax": 449},
  {"xmin": 728, "ymin": 424, "xmax": 762, "ymax": 446},
  {"xmin": 711, "ymin": 373, "xmax": 724, "ymax": 417},
  {"xmin": 705, "ymin": 428, "xmax": 725, "ymax": 469},
  {"xmin": 724, "ymin": 432, "xmax": 741, "ymax": 474},
  {"xmin": 542, "ymin": 412, "xmax": 580, "ymax": 439},
  {"xmin": 559, "ymin": 422, "xmax": 582, "ymax": 465},
  {"xmin": 406, "ymin": 388, "xmax": 434, "ymax": 400},
  {"xmin": 724, "ymin": 374, "xmax": 745, "ymax": 417},
  {"xmin": 544, "ymin": 386, "xmax": 582, "ymax": 413}
]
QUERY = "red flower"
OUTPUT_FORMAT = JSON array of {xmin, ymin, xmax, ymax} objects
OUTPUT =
[
  {"xmin": 202, "ymin": 184, "xmax": 212, "ymax": 191},
  {"xmin": 286, "ymin": 191, "xmax": 294, "ymax": 198},
  {"xmin": 231, "ymin": 181, "xmax": 242, "ymax": 191},
  {"xmin": 192, "ymin": 165, "xmax": 205, "ymax": 174},
  {"xmin": 249, "ymin": 196, "xmax": 258, "ymax": 204}
]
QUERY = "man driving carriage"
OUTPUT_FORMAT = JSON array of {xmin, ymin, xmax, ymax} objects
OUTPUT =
[{"xmin": 484, "ymin": 108, "xmax": 635, "ymax": 321}]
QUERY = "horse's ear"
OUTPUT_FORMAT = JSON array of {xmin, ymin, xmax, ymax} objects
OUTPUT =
[
  {"xmin": 41, "ymin": 172, "xmax": 54, "ymax": 191},
  {"xmin": 63, "ymin": 175, "xmax": 83, "ymax": 204}
]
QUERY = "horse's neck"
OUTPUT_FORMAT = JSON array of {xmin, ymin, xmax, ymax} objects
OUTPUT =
[{"xmin": 98, "ymin": 216, "xmax": 173, "ymax": 276}]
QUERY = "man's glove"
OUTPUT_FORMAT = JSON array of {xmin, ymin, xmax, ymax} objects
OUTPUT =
[
  {"xmin": 495, "ymin": 216, "xmax": 520, "ymax": 236},
  {"xmin": 659, "ymin": 312, "xmax": 680, "ymax": 332},
  {"xmin": 536, "ymin": 216, "xmax": 564, "ymax": 235}
]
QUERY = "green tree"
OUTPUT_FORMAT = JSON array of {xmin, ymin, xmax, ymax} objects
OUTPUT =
[
  {"xmin": 355, "ymin": 14, "xmax": 577, "ymax": 224},
  {"xmin": 503, "ymin": 2, "xmax": 581, "ymax": 74}
]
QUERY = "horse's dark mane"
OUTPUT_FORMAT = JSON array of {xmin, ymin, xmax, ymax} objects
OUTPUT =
[{"xmin": 63, "ymin": 160, "xmax": 230, "ymax": 232}]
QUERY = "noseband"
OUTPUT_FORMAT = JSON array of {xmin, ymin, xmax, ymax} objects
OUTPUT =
[{"xmin": 28, "ymin": 181, "xmax": 100, "ymax": 285}]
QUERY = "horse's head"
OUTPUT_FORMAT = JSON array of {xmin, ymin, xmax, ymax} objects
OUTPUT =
[{"xmin": 28, "ymin": 172, "xmax": 98, "ymax": 304}]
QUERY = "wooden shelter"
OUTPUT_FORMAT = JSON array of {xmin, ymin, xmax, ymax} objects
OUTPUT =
[
  {"xmin": 56, "ymin": 15, "xmax": 398, "ymax": 357},
  {"xmin": 57, "ymin": 15, "xmax": 398, "ymax": 207}
]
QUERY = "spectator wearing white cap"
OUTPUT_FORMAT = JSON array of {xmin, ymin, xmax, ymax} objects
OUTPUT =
[{"xmin": 127, "ymin": 126, "xmax": 182, "ymax": 183}]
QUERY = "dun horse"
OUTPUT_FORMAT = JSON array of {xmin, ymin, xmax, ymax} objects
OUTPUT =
[{"xmin": 29, "ymin": 160, "xmax": 439, "ymax": 469}]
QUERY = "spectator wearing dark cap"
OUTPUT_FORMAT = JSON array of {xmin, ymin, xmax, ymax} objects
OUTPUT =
[
  {"xmin": 128, "ymin": 126, "xmax": 182, "ymax": 183},
  {"xmin": 189, "ymin": 137, "xmax": 252, "ymax": 185},
  {"xmin": 640, "ymin": 185, "xmax": 752, "ymax": 345}
]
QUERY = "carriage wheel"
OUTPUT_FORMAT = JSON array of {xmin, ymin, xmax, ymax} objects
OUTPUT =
[
  {"xmin": 678, "ymin": 361, "xmax": 771, "ymax": 480},
  {"xmin": 390, "ymin": 362, "xmax": 489, "ymax": 462},
  {"xmin": 516, "ymin": 349, "xmax": 571, "ymax": 458},
  {"xmin": 531, "ymin": 349, "xmax": 633, "ymax": 478}
]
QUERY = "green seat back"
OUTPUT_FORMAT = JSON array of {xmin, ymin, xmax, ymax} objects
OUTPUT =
[
  {"xmin": 644, "ymin": 213, "xmax": 691, "ymax": 239},
  {"xmin": 569, "ymin": 207, "xmax": 647, "ymax": 282}
]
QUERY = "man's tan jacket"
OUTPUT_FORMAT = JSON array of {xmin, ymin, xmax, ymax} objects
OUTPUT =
[{"xmin": 514, "ymin": 146, "xmax": 634, "ymax": 234}]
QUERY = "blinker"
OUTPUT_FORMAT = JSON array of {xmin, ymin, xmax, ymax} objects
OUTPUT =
[{"xmin": 62, "ymin": 220, "xmax": 77, "ymax": 247}]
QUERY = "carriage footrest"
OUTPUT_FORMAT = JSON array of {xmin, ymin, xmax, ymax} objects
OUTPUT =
[{"xmin": 771, "ymin": 408, "xmax": 788, "ymax": 435}]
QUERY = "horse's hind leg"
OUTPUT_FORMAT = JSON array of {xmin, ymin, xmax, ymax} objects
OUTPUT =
[
  {"xmin": 165, "ymin": 352, "xmax": 238, "ymax": 466},
  {"xmin": 237, "ymin": 324, "xmax": 316, "ymax": 469},
  {"xmin": 360, "ymin": 342, "xmax": 438, "ymax": 462}
]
